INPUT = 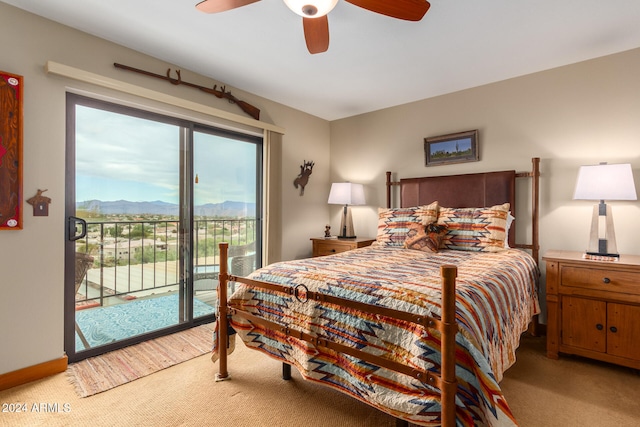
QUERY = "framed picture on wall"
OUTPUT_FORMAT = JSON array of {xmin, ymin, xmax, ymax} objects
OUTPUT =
[
  {"xmin": 0, "ymin": 70, "xmax": 23, "ymax": 230},
  {"xmin": 424, "ymin": 129, "xmax": 479, "ymax": 167}
]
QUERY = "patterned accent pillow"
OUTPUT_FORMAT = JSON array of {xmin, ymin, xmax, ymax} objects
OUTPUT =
[
  {"xmin": 437, "ymin": 203, "xmax": 510, "ymax": 252},
  {"xmin": 373, "ymin": 202, "xmax": 439, "ymax": 247},
  {"xmin": 404, "ymin": 222, "xmax": 448, "ymax": 253}
]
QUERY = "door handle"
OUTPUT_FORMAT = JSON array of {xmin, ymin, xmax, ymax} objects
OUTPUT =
[{"xmin": 68, "ymin": 216, "xmax": 87, "ymax": 241}]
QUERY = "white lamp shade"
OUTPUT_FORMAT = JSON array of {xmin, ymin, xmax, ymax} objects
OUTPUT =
[
  {"xmin": 328, "ymin": 182, "xmax": 365, "ymax": 206},
  {"xmin": 283, "ymin": 0, "xmax": 338, "ymax": 17},
  {"xmin": 573, "ymin": 163, "xmax": 637, "ymax": 201}
]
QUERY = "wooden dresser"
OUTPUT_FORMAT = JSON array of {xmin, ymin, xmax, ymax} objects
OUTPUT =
[
  {"xmin": 310, "ymin": 237, "xmax": 375, "ymax": 257},
  {"xmin": 543, "ymin": 250, "xmax": 640, "ymax": 369}
]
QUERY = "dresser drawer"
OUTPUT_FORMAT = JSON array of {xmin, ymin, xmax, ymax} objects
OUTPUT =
[{"xmin": 561, "ymin": 266, "xmax": 640, "ymax": 296}]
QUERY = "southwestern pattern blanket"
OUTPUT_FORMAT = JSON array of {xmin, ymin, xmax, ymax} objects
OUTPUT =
[{"xmin": 212, "ymin": 246, "xmax": 539, "ymax": 426}]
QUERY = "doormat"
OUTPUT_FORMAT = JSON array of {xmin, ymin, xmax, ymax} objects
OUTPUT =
[{"xmin": 67, "ymin": 323, "xmax": 215, "ymax": 397}]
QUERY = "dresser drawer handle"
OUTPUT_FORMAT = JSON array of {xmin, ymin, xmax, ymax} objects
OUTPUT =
[
  {"xmin": 330, "ymin": 249, "xmax": 336, "ymax": 253},
  {"xmin": 602, "ymin": 277, "xmax": 611, "ymax": 284},
  {"xmin": 610, "ymin": 326, "xmax": 618, "ymax": 333},
  {"xmin": 596, "ymin": 324, "xmax": 604, "ymax": 331}
]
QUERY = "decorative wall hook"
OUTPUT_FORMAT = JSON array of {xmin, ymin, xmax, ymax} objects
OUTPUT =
[
  {"xmin": 293, "ymin": 160, "xmax": 314, "ymax": 196},
  {"xmin": 27, "ymin": 189, "xmax": 51, "ymax": 217}
]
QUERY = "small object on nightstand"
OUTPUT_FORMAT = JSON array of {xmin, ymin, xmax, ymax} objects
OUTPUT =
[
  {"xmin": 324, "ymin": 224, "xmax": 331, "ymax": 238},
  {"xmin": 311, "ymin": 237, "xmax": 375, "ymax": 257},
  {"xmin": 582, "ymin": 253, "xmax": 619, "ymax": 262}
]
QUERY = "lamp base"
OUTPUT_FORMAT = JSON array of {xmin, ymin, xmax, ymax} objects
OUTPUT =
[
  {"xmin": 587, "ymin": 203, "xmax": 619, "ymax": 257},
  {"xmin": 338, "ymin": 205, "xmax": 357, "ymax": 239}
]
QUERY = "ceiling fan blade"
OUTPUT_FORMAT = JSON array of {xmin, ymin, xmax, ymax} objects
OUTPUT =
[
  {"xmin": 345, "ymin": 0, "xmax": 430, "ymax": 21},
  {"xmin": 303, "ymin": 16, "xmax": 329, "ymax": 54},
  {"xmin": 196, "ymin": 0, "xmax": 261, "ymax": 14}
]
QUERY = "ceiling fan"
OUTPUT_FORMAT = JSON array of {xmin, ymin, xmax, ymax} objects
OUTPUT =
[{"xmin": 196, "ymin": 0, "xmax": 431, "ymax": 54}]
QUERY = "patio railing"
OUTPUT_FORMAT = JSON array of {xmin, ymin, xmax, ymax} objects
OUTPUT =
[{"xmin": 74, "ymin": 218, "xmax": 257, "ymax": 307}]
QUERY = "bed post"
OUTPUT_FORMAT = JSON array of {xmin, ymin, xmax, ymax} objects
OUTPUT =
[
  {"xmin": 440, "ymin": 265, "xmax": 458, "ymax": 427},
  {"xmin": 386, "ymin": 171, "xmax": 392, "ymax": 208},
  {"xmin": 529, "ymin": 157, "xmax": 541, "ymax": 337},
  {"xmin": 531, "ymin": 157, "xmax": 540, "ymax": 265},
  {"xmin": 516, "ymin": 157, "xmax": 541, "ymax": 263},
  {"xmin": 216, "ymin": 242, "xmax": 230, "ymax": 381}
]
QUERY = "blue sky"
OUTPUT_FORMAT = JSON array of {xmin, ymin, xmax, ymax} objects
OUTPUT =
[
  {"xmin": 429, "ymin": 138, "xmax": 472, "ymax": 154},
  {"xmin": 75, "ymin": 105, "xmax": 256, "ymax": 204}
]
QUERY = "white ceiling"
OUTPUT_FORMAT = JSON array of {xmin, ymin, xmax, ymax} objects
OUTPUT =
[{"xmin": 5, "ymin": 0, "xmax": 640, "ymax": 121}]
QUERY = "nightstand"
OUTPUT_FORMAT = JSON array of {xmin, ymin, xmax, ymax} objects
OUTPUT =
[
  {"xmin": 310, "ymin": 237, "xmax": 375, "ymax": 257},
  {"xmin": 543, "ymin": 250, "xmax": 640, "ymax": 369}
]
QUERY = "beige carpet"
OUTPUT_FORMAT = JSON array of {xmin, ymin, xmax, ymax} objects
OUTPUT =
[
  {"xmin": 67, "ymin": 323, "xmax": 216, "ymax": 397},
  {"xmin": 1, "ymin": 335, "xmax": 639, "ymax": 426},
  {"xmin": 500, "ymin": 336, "xmax": 640, "ymax": 426}
]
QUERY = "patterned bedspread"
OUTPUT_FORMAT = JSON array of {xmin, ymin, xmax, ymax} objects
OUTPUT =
[{"xmin": 212, "ymin": 246, "xmax": 540, "ymax": 426}]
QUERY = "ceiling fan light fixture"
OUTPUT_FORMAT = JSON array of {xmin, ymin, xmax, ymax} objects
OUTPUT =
[{"xmin": 283, "ymin": 0, "xmax": 338, "ymax": 18}]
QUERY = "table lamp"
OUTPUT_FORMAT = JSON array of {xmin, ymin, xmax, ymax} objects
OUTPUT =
[
  {"xmin": 573, "ymin": 162, "xmax": 637, "ymax": 257},
  {"xmin": 328, "ymin": 182, "xmax": 365, "ymax": 239}
]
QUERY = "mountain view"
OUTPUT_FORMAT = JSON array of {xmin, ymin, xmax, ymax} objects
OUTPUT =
[{"xmin": 77, "ymin": 200, "xmax": 256, "ymax": 218}]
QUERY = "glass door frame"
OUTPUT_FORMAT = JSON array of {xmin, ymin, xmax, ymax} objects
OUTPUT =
[{"xmin": 64, "ymin": 93, "xmax": 262, "ymax": 362}]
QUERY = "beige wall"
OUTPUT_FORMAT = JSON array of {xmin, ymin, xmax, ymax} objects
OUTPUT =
[
  {"xmin": 2, "ymin": 1, "xmax": 640, "ymax": 376},
  {"xmin": 330, "ymin": 47, "xmax": 640, "ymax": 321},
  {"xmin": 0, "ymin": 3, "xmax": 330, "ymax": 374}
]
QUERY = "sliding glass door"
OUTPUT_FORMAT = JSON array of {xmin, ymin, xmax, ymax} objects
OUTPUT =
[
  {"xmin": 192, "ymin": 128, "xmax": 262, "ymax": 306},
  {"xmin": 65, "ymin": 93, "xmax": 261, "ymax": 362}
]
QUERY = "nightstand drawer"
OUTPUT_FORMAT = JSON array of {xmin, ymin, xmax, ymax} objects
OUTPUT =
[
  {"xmin": 561, "ymin": 266, "xmax": 640, "ymax": 296},
  {"xmin": 313, "ymin": 240, "xmax": 353, "ymax": 256},
  {"xmin": 310, "ymin": 237, "xmax": 375, "ymax": 257}
]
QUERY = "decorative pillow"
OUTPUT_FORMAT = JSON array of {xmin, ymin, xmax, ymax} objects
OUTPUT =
[
  {"xmin": 373, "ymin": 202, "xmax": 438, "ymax": 247},
  {"xmin": 404, "ymin": 222, "xmax": 448, "ymax": 253},
  {"xmin": 436, "ymin": 203, "xmax": 510, "ymax": 252}
]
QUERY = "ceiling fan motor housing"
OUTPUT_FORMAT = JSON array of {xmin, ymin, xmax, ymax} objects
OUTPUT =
[
  {"xmin": 302, "ymin": 4, "xmax": 318, "ymax": 16},
  {"xmin": 284, "ymin": 0, "xmax": 339, "ymax": 18}
]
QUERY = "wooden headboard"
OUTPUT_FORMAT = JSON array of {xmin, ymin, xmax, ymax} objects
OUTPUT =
[{"xmin": 386, "ymin": 158, "xmax": 540, "ymax": 263}]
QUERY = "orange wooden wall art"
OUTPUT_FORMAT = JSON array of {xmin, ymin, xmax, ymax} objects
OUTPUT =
[{"xmin": 0, "ymin": 70, "xmax": 23, "ymax": 230}]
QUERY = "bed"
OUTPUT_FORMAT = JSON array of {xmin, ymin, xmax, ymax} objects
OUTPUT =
[{"xmin": 212, "ymin": 158, "xmax": 541, "ymax": 426}]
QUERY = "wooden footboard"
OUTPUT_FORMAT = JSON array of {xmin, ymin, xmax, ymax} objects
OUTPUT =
[{"xmin": 215, "ymin": 242, "xmax": 459, "ymax": 426}]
